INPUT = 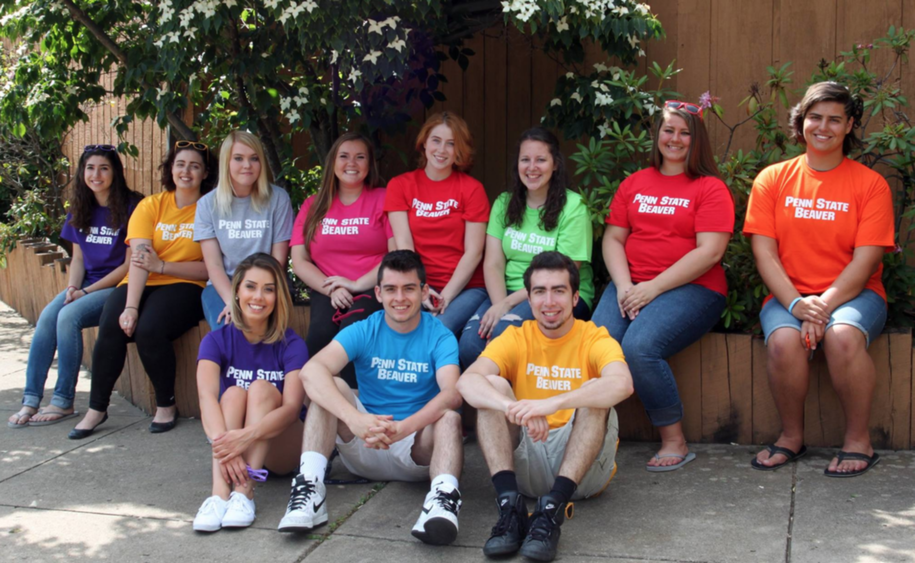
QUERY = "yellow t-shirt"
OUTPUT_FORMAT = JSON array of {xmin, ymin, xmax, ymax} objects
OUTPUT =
[
  {"xmin": 120, "ymin": 191, "xmax": 205, "ymax": 287},
  {"xmin": 481, "ymin": 319, "xmax": 626, "ymax": 429}
]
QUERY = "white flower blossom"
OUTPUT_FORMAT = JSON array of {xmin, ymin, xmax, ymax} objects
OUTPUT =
[
  {"xmin": 550, "ymin": 98, "xmax": 562, "ymax": 107},
  {"xmin": 555, "ymin": 17, "xmax": 569, "ymax": 32},
  {"xmin": 570, "ymin": 92, "xmax": 583, "ymax": 103},
  {"xmin": 265, "ymin": 0, "xmax": 282, "ymax": 8},
  {"xmin": 281, "ymin": 97, "xmax": 292, "ymax": 111},
  {"xmin": 382, "ymin": 16, "xmax": 400, "ymax": 30},
  {"xmin": 303, "ymin": 0, "xmax": 318, "ymax": 13},
  {"xmin": 363, "ymin": 50, "xmax": 382, "ymax": 65},
  {"xmin": 348, "ymin": 68, "xmax": 362, "ymax": 83},
  {"xmin": 594, "ymin": 63, "xmax": 609, "ymax": 73},
  {"xmin": 501, "ymin": 0, "xmax": 538, "ymax": 22},
  {"xmin": 287, "ymin": 109, "xmax": 300, "ymax": 124},
  {"xmin": 279, "ymin": 2, "xmax": 306, "ymax": 24},
  {"xmin": 595, "ymin": 92, "xmax": 613, "ymax": 106},
  {"xmin": 627, "ymin": 34, "xmax": 640, "ymax": 49},
  {"xmin": 638, "ymin": 48, "xmax": 646, "ymax": 57},
  {"xmin": 597, "ymin": 122, "xmax": 611, "ymax": 138},
  {"xmin": 388, "ymin": 39, "xmax": 406, "ymax": 52},
  {"xmin": 183, "ymin": 26, "xmax": 197, "ymax": 38},
  {"xmin": 565, "ymin": 72, "xmax": 575, "ymax": 79},
  {"xmin": 367, "ymin": 19, "xmax": 384, "ymax": 34},
  {"xmin": 635, "ymin": 3, "xmax": 651, "ymax": 16},
  {"xmin": 330, "ymin": 50, "xmax": 338, "ymax": 64}
]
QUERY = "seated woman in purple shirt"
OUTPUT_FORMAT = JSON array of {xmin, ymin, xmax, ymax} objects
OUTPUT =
[
  {"xmin": 9, "ymin": 145, "xmax": 142, "ymax": 428},
  {"xmin": 192, "ymin": 253, "xmax": 309, "ymax": 532}
]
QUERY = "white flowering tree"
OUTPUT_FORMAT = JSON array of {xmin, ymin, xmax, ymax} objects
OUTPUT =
[{"xmin": 0, "ymin": 0, "xmax": 661, "ymax": 190}]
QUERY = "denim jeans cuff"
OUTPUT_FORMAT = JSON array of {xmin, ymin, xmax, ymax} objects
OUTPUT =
[
  {"xmin": 21, "ymin": 394, "xmax": 41, "ymax": 409},
  {"xmin": 50, "ymin": 395, "xmax": 74, "ymax": 410},
  {"xmin": 646, "ymin": 403, "xmax": 683, "ymax": 427}
]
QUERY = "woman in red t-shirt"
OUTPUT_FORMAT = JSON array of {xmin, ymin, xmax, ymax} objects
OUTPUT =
[
  {"xmin": 290, "ymin": 132, "xmax": 392, "ymax": 388},
  {"xmin": 744, "ymin": 82, "xmax": 893, "ymax": 477},
  {"xmin": 384, "ymin": 112, "xmax": 490, "ymax": 335},
  {"xmin": 592, "ymin": 101, "xmax": 734, "ymax": 472}
]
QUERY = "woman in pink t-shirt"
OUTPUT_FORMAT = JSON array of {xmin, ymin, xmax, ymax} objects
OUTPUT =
[
  {"xmin": 290, "ymin": 133, "xmax": 393, "ymax": 388},
  {"xmin": 384, "ymin": 112, "xmax": 490, "ymax": 335},
  {"xmin": 591, "ymin": 101, "xmax": 734, "ymax": 472}
]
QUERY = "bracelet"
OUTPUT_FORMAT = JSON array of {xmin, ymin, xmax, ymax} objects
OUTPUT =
[
  {"xmin": 160, "ymin": 262, "xmax": 165, "ymax": 275},
  {"xmin": 82, "ymin": 287, "xmax": 91, "ymax": 294},
  {"xmin": 124, "ymin": 306, "xmax": 138, "ymax": 311},
  {"xmin": 788, "ymin": 297, "xmax": 802, "ymax": 314},
  {"xmin": 67, "ymin": 285, "xmax": 78, "ymax": 291}
]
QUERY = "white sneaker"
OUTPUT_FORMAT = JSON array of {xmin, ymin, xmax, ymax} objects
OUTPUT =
[
  {"xmin": 221, "ymin": 491, "xmax": 256, "ymax": 528},
  {"xmin": 193, "ymin": 495, "xmax": 228, "ymax": 532},
  {"xmin": 277, "ymin": 474, "xmax": 328, "ymax": 532},
  {"xmin": 411, "ymin": 483, "xmax": 461, "ymax": 545}
]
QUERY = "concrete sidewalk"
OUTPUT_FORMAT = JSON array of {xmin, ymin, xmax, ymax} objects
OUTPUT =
[{"xmin": 1, "ymin": 300, "xmax": 913, "ymax": 562}]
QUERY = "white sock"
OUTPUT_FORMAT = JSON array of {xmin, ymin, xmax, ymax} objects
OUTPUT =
[
  {"xmin": 299, "ymin": 452, "xmax": 328, "ymax": 478},
  {"xmin": 431, "ymin": 473, "xmax": 459, "ymax": 492}
]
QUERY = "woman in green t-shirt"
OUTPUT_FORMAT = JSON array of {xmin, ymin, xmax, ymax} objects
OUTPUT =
[{"xmin": 458, "ymin": 128, "xmax": 594, "ymax": 368}]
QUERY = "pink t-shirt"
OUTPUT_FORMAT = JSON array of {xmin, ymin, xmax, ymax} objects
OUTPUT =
[{"xmin": 290, "ymin": 187, "xmax": 393, "ymax": 281}]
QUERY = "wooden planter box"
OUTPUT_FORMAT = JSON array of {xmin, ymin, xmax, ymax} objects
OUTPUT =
[{"xmin": 1, "ymin": 239, "xmax": 912, "ymax": 449}]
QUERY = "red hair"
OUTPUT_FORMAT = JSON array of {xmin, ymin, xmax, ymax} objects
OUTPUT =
[{"xmin": 415, "ymin": 112, "xmax": 475, "ymax": 172}]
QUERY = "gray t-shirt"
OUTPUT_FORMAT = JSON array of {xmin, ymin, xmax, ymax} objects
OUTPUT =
[{"xmin": 194, "ymin": 184, "xmax": 294, "ymax": 277}]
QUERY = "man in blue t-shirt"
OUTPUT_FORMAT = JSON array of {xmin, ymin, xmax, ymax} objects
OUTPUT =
[{"xmin": 279, "ymin": 250, "xmax": 464, "ymax": 545}]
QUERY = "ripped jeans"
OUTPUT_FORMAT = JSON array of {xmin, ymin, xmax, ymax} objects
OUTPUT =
[{"xmin": 458, "ymin": 297, "xmax": 591, "ymax": 369}]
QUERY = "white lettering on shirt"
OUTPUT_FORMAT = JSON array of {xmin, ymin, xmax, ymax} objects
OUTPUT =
[
  {"xmin": 633, "ymin": 193, "xmax": 690, "ymax": 216},
  {"xmin": 157, "ymin": 222, "xmax": 195, "ymax": 241},
  {"xmin": 412, "ymin": 198, "xmax": 458, "ymax": 218},
  {"xmin": 526, "ymin": 363, "xmax": 581, "ymax": 392},
  {"xmin": 784, "ymin": 196, "xmax": 849, "ymax": 222},
  {"xmin": 369, "ymin": 356, "xmax": 429, "ymax": 384}
]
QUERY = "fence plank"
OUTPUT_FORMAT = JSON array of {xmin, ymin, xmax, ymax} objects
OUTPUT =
[
  {"xmin": 483, "ymin": 32, "xmax": 508, "ymax": 198},
  {"xmin": 727, "ymin": 334, "xmax": 754, "ymax": 445},
  {"xmin": 671, "ymin": 339, "xmax": 702, "ymax": 442},
  {"xmin": 700, "ymin": 333, "xmax": 730, "ymax": 442},
  {"xmin": 752, "ymin": 336, "xmax": 780, "ymax": 445},
  {"xmin": 886, "ymin": 331, "xmax": 912, "ymax": 449}
]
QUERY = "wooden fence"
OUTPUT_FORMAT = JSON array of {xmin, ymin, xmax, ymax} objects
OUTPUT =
[{"xmin": 2, "ymin": 240, "xmax": 912, "ymax": 450}]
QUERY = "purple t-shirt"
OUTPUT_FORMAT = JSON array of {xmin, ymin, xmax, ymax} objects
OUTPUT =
[
  {"xmin": 60, "ymin": 203, "xmax": 136, "ymax": 285},
  {"xmin": 197, "ymin": 325, "xmax": 309, "ymax": 397}
]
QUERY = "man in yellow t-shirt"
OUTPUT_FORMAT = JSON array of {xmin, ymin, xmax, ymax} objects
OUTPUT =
[{"xmin": 457, "ymin": 252, "xmax": 633, "ymax": 562}]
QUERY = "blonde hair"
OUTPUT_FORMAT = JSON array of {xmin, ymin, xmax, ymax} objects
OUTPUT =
[
  {"xmin": 230, "ymin": 253, "xmax": 291, "ymax": 345},
  {"xmin": 215, "ymin": 130, "xmax": 274, "ymax": 217}
]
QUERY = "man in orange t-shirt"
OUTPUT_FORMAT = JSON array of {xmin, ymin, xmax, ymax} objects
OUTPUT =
[
  {"xmin": 744, "ymin": 82, "xmax": 894, "ymax": 478},
  {"xmin": 458, "ymin": 252, "xmax": 633, "ymax": 561}
]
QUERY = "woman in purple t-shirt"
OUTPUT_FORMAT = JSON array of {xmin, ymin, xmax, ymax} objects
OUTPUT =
[
  {"xmin": 9, "ymin": 145, "xmax": 142, "ymax": 428},
  {"xmin": 290, "ymin": 132, "xmax": 393, "ymax": 389},
  {"xmin": 192, "ymin": 253, "xmax": 309, "ymax": 532}
]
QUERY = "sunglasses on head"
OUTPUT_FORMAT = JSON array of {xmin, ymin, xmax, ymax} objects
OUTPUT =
[
  {"xmin": 665, "ymin": 100, "xmax": 703, "ymax": 119},
  {"xmin": 83, "ymin": 144, "xmax": 117, "ymax": 153},
  {"xmin": 174, "ymin": 140, "xmax": 209, "ymax": 163}
]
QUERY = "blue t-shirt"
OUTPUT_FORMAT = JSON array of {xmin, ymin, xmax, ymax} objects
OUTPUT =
[
  {"xmin": 60, "ymin": 201, "xmax": 138, "ymax": 285},
  {"xmin": 334, "ymin": 311, "xmax": 459, "ymax": 421},
  {"xmin": 197, "ymin": 325, "xmax": 309, "ymax": 397}
]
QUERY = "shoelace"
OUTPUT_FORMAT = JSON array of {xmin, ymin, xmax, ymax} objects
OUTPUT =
[
  {"xmin": 287, "ymin": 477, "xmax": 317, "ymax": 511},
  {"xmin": 526, "ymin": 511, "xmax": 557, "ymax": 541},
  {"xmin": 199, "ymin": 496, "xmax": 223, "ymax": 515},
  {"xmin": 331, "ymin": 294, "xmax": 374, "ymax": 326},
  {"xmin": 246, "ymin": 466, "xmax": 268, "ymax": 482},
  {"xmin": 433, "ymin": 488, "xmax": 461, "ymax": 514},
  {"xmin": 490, "ymin": 503, "xmax": 517, "ymax": 536}
]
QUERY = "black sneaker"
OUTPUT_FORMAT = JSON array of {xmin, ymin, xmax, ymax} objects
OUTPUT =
[
  {"xmin": 483, "ymin": 491, "xmax": 529, "ymax": 557},
  {"xmin": 518, "ymin": 493, "xmax": 567, "ymax": 562}
]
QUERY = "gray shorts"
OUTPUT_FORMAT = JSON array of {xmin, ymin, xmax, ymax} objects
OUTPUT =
[{"xmin": 515, "ymin": 408, "xmax": 619, "ymax": 500}]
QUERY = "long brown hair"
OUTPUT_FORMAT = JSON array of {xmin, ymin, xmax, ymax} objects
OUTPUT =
[
  {"xmin": 69, "ymin": 147, "xmax": 141, "ymax": 231},
  {"xmin": 230, "ymin": 253, "xmax": 292, "ymax": 344},
  {"xmin": 302, "ymin": 132, "xmax": 381, "ymax": 248},
  {"xmin": 505, "ymin": 128, "xmax": 569, "ymax": 232},
  {"xmin": 649, "ymin": 106, "xmax": 720, "ymax": 180}
]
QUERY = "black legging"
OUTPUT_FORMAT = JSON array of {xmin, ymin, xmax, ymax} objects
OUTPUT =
[
  {"xmin": 305, "ymin": 289, "xmax": 383, "ymax": 389},
  {"xmin": 89, "ymin": 283, "xmax": 204, "ymax": 411}
]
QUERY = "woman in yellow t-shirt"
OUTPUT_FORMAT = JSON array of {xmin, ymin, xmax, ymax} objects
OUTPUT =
[{"xmin": 70, "ymin": 142, "xmax": 218, "ymax": 440}]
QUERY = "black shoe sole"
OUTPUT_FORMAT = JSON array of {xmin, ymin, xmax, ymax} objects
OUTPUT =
[
  {"xmin": 68, "ymin": 413, "xmax": 108, "ymax": 440},
  {"xmin": 149, "ymin": 419, "xmax": 177, "ymax": 433},
  {"xmin": 412, "ymin": 517, "xmax": 458, "ymax": 545},
  {"xmin": 483, "ymin": 541, "xmax": 522, "ymax": 558},
  {"xmin": 519, "ymin": 542, "xmax": 558, "ymax": 562}
]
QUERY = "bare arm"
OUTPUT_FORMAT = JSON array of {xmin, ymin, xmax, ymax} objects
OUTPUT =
[
  {"xmin": 200, "ymin": 239, "xmax": 233, "ymax": 304},
  {"xmin": 375, "ymin": 364, "xmax": 462, "ymax": 445},
  {"xmin": 197, "ymin": 359, "xmax": 229, "ymax": 441},
  {"xmin": 388, "ymin": 211, "xmax": 415, "ymax": 251},
  {"xmin": 271, "ymin": 240, "xmax": 290, "ymax": 270},
  {"xmin": 439, "ymin": 221, "xmax": 486, "ymax": 308},
  {"xmin": 290, "ymin": 244, "xmax": 329, "ymax": 295},
  {"xmin": 602, "ymin": 225, "xmax": 632, "ymax": 287},
  {"xmin": 324, "ymin": 237, "xmax": 397, "ymax": 295},
  {"xmin": 457, "ymin": 357, "xmax": 514, "ymax": 412},
  {"xmin": 820, "ymin": 245, "xmax": 884, "ymax": 314},
  {"xmin": 751, "ymin": 235, "xmax": 829, "ymax": 324}
]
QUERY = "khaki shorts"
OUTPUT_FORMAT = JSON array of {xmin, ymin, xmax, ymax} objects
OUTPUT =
[
  {"xmin": 334, "ymin": 396, "xmax": 430, "ymax": 482},
  {"xmin": 514, "ymin": 407, "xmax": 619, "ymax": 500}
]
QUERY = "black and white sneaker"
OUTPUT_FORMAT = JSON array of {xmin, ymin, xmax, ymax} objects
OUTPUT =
[
  {"xmin": 518, "ymin": 493, "xmax": 568, "ymax": 562},
  {"xmin": 483, "ymin": 491, "xmax": 530, "ymax": 557},
  {"xmin": 277, "ymin": 474, "xmax": 328, "ymax": 532},
  {"xmin": 411, "ymin": 483, "xmax": 461, "ymax": 545}
]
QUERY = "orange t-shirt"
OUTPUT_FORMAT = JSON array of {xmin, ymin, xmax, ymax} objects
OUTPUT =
[
  {"xmin": 743, "ymin": 156, "xmax": 894, "ymax": 303},
  {"xmin": 481, "ymin": 320, "xmax": 626, "ymax": 429},
  {"xmin": 121, "ymin": 191, "xmax": 205, "ymax": 288}
]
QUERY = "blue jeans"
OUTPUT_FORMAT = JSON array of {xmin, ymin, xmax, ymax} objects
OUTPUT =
[
  {"xmin": 201, "ymin": 285, "xmax": 227, "ymax": 331},
  {"xmin": 592, "ymin": 282, "xmax": 725, "ymax": 427},
  {"xmin": 22, "ymin": 286, "xmax": 114, "ymax": 410},
  {"xmin": 432, "ymin": 286, "xmax": 489, "ymax": 336},
  {"xmin": 459, "ymin": 297, "xmax": 592, "ymax": 369},
  {"xmin": 760, "ymin": 289, "xmax": 886, "ymax": 347}
]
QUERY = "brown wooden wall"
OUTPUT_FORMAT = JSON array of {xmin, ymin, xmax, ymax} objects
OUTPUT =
[{"xmin": 1, "ymin": 239, "xmax": 913, "ymax": 449}]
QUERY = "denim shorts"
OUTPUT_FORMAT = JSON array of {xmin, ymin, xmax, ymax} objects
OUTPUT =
[{"xmin": 760, "ymin": 289, "xmax": 887, "ymax": 347}]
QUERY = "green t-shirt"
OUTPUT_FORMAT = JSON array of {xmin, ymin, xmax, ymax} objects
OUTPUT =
[{"xmin": 487, "ymin": 190, "xmax": 595, "ymax": 307}]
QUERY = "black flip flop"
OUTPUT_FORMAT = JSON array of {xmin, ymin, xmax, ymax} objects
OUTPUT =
[
  {"xmin": 751, "ymin": 444, "xmax": 808, "ymax": 471},
  {"xmin": 824, "ymin": 451, "xmax": 880, "ymax": 478}
]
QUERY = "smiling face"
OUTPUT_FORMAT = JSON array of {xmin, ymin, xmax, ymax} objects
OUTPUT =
[
  {"xmin": 236, "ymin": 266, "xmax": 277, "ymax": 325},
  {"xmin": 171, "ymin": 149, "xmax": 207, "ymax": 192},
  {"xmin": 334, "ymin": 139, "xmax": 370, "ymax": 190},
  {"xmin": 423, "ymin": 124, "xmax": 456, "ymax": 177},
  {"xmin": 518, "ymin": 140, "xmax": 556, "ymax": 196},
  {"xmin": 657, "ymin": 112, "xmax": 691, "ymax": 170},
  {"xmin": 528, "ymin": 268, "xmax": 578, "ymax": 336},
  {"xmin": 228, "ymin": 142, "xmax": 262, "ymax": 191},
  {"xmin": 375, "ymin": 267, "xmax": 428, "ymax": 331},
  {"xmin": 84, "ymin": 156, "xmax": 114, "ymax": 200},
  {"xmin": 803, "ymin": 101, "xmax": 853, "ymax": 157}
]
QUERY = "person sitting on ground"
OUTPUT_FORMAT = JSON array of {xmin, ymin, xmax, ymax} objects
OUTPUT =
[
  {"xmin": 458, "ymin": 127, "xmax": 594, "ymax": 369},
  {"xmin": 195, "ymin": 131, "xmax": 293, "ymax": 330},
  {"xmin": 290, "ymin": 132, "xmax": 393, "ymax": 389},
  {"xmin": 384, "ymin": 111, "xmax": 490, "ymax": 336},
  {"xmin": 744, "ymin": 81, "xmax": 894, "ymax": 477},
  {"xmin": 192, "ymin": 253, "xmax": 309, "ymax": 532},
  {"xmin": 458, "ymin": 251, "xmax": 633, "ymax": 562},
  {"xmin": 69, "ymin": 141, "xmax": 216, "ymax": 439},
  {"xmin": 277, "ymin": 250, "xmax": 464, "ymax": 546},
  {"xmin": 590, "ymin": 100, "xmax": 734, "ymax": 471},
  {"xmin": 9, "ymin": 145, "xmax": 142, "ymax": 428}
]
